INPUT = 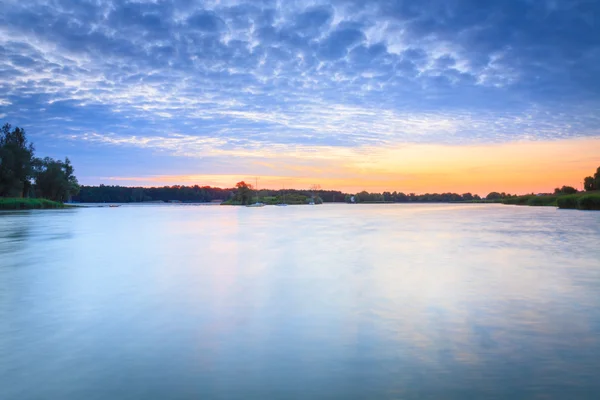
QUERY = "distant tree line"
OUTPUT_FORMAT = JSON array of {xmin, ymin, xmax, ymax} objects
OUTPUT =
[
  {"xmin": 75, "ymin": 181, "xmax": 338, "ymax": 204},
  {"xmin": 74, "ymin": 184, "xmax": 234, "ymax": 203},
  {"xmin": 0, "ymin": 123, "xmax": 79, "ymax": 201},
  {"xmin": 345, "ymin": 191, "xmax": 488, "ymax": 203},
  {"xmin": 72, "ymin": 184, "xmax": 528, "ymax": 204}
]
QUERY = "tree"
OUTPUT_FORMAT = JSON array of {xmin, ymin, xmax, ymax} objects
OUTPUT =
[
  {"xmin": 486, "ymin": 192, "xmax": 503, "ymax": 200},
  {"xmin": 0, "ymin": 123, "xmax": 35, "ymax": 197},
  {"xmin": 554, "ymin": 186, "xmax": 577, "ymax": 195},
  {"xmin": 584, "ymin": 176, "xmax": 595, "ymax": 191},
  {"xmin": 34, "ymin": 157, "xmax": 80, "ymax": 202},
  {"xmin": 234, "ymin": 181, "xmax": 253, "ymax": 205},
  {"xmin": 583, "ymin": 166, "xmax": 600, "ymax": 191},
  {"xmin": 63, "ymin": 158, "xmax": 80, "ymax": 200}
]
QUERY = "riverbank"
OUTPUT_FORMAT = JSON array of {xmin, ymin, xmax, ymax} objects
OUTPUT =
[
  {"xmin": 0, "ymin": 198, "xmax": 73, "ymax": 210},
  {"xmin": 501, "ymin": 192, "xmax": 600, "ymax": 210}
]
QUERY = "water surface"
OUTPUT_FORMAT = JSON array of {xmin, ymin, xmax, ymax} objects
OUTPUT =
[{"xmin": 1, "ymin": 204, "xmax": 600, "ymax": 399}]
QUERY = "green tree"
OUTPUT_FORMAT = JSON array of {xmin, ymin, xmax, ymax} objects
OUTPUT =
[
  {"xmin": 35, "ymin": 157, "xmax": 80, "ymax": 202},
  {"xmin": 486, "ymin": 192, "xmax": 503, "ymax": 200},
  {"xmin": 234, "ymin": 181, "xmax": 253, "ymax": 205},
  {"xmin": 583, "ymin": 166, "xmax": 600, "ymax": 191},
  {"xmin": 554, "ymin": 186, "xmax": 577, "ymax": 195},
  {"xmin": 0, "ymin": 124, "xmax": 35, "ymax": 197},
  {"xmin": 462, "ymin": 193, "xmax": 474, "ymax": 201},
  {"xmin": 584, "ymin": 176, "xmax": 595, "ymax": 191}
]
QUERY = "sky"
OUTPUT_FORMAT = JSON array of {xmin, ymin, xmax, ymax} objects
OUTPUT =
[{"xmin": 1, "ymin": 0, "xmax": 599, "ymax": 195}]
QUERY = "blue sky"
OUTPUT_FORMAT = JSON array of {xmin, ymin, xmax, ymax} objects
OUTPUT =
[{"xmin": 1, "ymin": 0, "xmax": 599, "ymax": 191}]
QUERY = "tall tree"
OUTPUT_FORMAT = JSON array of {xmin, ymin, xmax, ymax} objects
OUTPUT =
[
  {"xmin": 0, "ymin": 124, "xmax": 35, "ymax": 197},
  {"xmin": 583, "ymin": 166, "xmax": 600, "ymax": 191},
  {"xmin": 584, "ymin": 177, "xmax": 594, "ymax": 191},
  {"xmin": 35, "ymin": 157, "xmax": 80, "ymax": 202},
  {"xmin": 234, "ymin": 181, "xmax": 253, "ymax": 205}
]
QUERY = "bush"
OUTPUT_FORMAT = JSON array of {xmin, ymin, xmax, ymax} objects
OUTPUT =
[
  {"xmin": 556, "ymin": 195, "xmax": 580, "ymax": 209},
  {"xmin": 577, "ymin": 194, "xmax": 600, "ymax": 210},
  {"xmin": 526, "ymin": 196, "xmax": 557, "ymax": 207},
  {"xmin": 503, "ymin": 195, "xmax": 534, "ymax": 205}
]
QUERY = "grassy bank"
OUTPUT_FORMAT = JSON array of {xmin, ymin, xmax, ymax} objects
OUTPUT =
[
  {"xmin": 502, "ymin": 192, "xmax": 600, "ymax": 210},
  {"xmin": 0, "ymin": 198, "xmax": 71, "ymax": 210}
]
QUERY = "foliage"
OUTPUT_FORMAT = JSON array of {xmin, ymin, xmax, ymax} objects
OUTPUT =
[
  {"xmin": 1, "ymin": 123, "xmax": 78, "ymax": 203},
  {"xmin": 486, "ymin": 192, "xmax": 516, "ymax": 200},
  {"xmin": 502, "ymin": 195, "xmax": 558, "ymax": 207},
  {"xmin": 584, "ymin": 167, "xmax": 600, "ymax": 191},
  {"xmin": 584, "ymin": 176, "xmax": 596, "ymax": 191},
  {"xmin": 35, "ymin": 157, "xmax": 80, "ymax": 202},
  {"xmin": 233, "ymin": 181, "xmax": 253, "ymax": 205},
  {"xmin": 0, "ymin": 123, "xmax": 35, "ymax": 197},
  {"xmin": 556, "ymin": 195, "xmax": 580, "ymax": 209},
  {"xmin": 348, "ymin": 191, "xmax": 480, "ymax": 203},
  {"xmin": 526, "ymin": 196, "xmax": 557, "ymax": 207},
  {"xmin": 74, "ymin": 184, "xmax": 233, "ymax": 203},
  {"xmin": 0, "ymin": 197, "xmax": 70, "ymax": 209},
  {"xmin": 502, "ymin": 195, "xmax": 534, "ymax": 205},
  {"xmin": 554, "ymin": 186, "xmax": 577, "ymax": 195},
  {"xmin": 461, "ymin": 193, "xmax": 474, "ymax": 201},
  {"xmin": 576, "ymin": 194, "xmax": 600, "ymax": 210}
]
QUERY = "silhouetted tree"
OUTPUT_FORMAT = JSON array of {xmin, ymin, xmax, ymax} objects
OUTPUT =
[
  {"xmin": 0, "ymin": 123, "xmax": 35, "ymax": 197},
  {"xmin": 554, "ymin": 186, "xmax": 577, "ymax": 195},
  {"xmin": 583, "ymin": 166, "xmax": 599, "ymax": 191},
  {"xmin": 34, "ymin": 157, "xmax": 80, "ymax": 202},
  {"xmin": 234, "ymin": 181, "xmax": 253, "ymax": 205}
]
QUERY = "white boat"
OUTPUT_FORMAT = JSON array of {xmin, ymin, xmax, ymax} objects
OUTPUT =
[{"xmin": 247, "ymin": 202, "xmax": 265, "ymax": 208}]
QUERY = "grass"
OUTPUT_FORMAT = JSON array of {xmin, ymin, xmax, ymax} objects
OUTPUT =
[
  {"xmin": 503, "ymin": 192, "xmax": 600, "ymax": 211},
  {"xmin": 574, "ymin": 194, "xmax": 600, "ymax": 210},
  {"xmin": 0, "ymin": 197, "xmax": 72, "ymax": 210}
]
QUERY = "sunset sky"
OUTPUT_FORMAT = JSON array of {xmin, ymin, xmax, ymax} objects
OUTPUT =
[{"xmin": 1, "ymin": 0, "xmax": 599, "ymax": 195}]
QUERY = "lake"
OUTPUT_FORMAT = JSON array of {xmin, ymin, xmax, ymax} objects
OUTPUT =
[{"xmin": 1, "ymin": 204, "xmax": 600, "ymax": 399}]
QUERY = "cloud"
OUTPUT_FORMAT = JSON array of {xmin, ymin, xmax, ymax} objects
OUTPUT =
[
  {"xmin": 0, "ymin": 0, "xmax": 598, "ymax": 185},
  {"xmin": 187, "ymin": 10, "xmax": 226, "ymax": 32}
]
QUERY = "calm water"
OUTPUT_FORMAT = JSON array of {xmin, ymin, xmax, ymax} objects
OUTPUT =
[{"xmin": 1, "ymin": 204, "xmax": 600, "ymax": 399}]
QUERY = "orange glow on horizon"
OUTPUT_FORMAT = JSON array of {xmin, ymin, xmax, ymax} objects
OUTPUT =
[{"xmin": 95, "ymin": 138, "xmax": 600, "ymax": 196}]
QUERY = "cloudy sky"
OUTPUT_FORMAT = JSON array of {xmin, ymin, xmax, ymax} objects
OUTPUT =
[{"xmin": 1, "ymin": 0, "xmax": 599, "ymax": 194}]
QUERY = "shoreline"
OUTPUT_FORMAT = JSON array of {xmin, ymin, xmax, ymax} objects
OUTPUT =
[{"xmin": 0, "ymin": 198, "xmax": 77, "ymax": 210}]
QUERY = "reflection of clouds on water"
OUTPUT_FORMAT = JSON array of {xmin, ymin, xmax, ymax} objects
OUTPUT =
[
  {"xmin": 1, "ymin": 204, "xmax": 599, "ymax": 398},
  {"xmin": 329, "ymin": 204, "xmax": 600, "ymax": 394}
]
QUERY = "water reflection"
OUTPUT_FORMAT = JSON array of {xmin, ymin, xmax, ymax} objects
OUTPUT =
[{"xmin": 1, "ymin": 204, "xmax": 599, "ymax": 399}]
